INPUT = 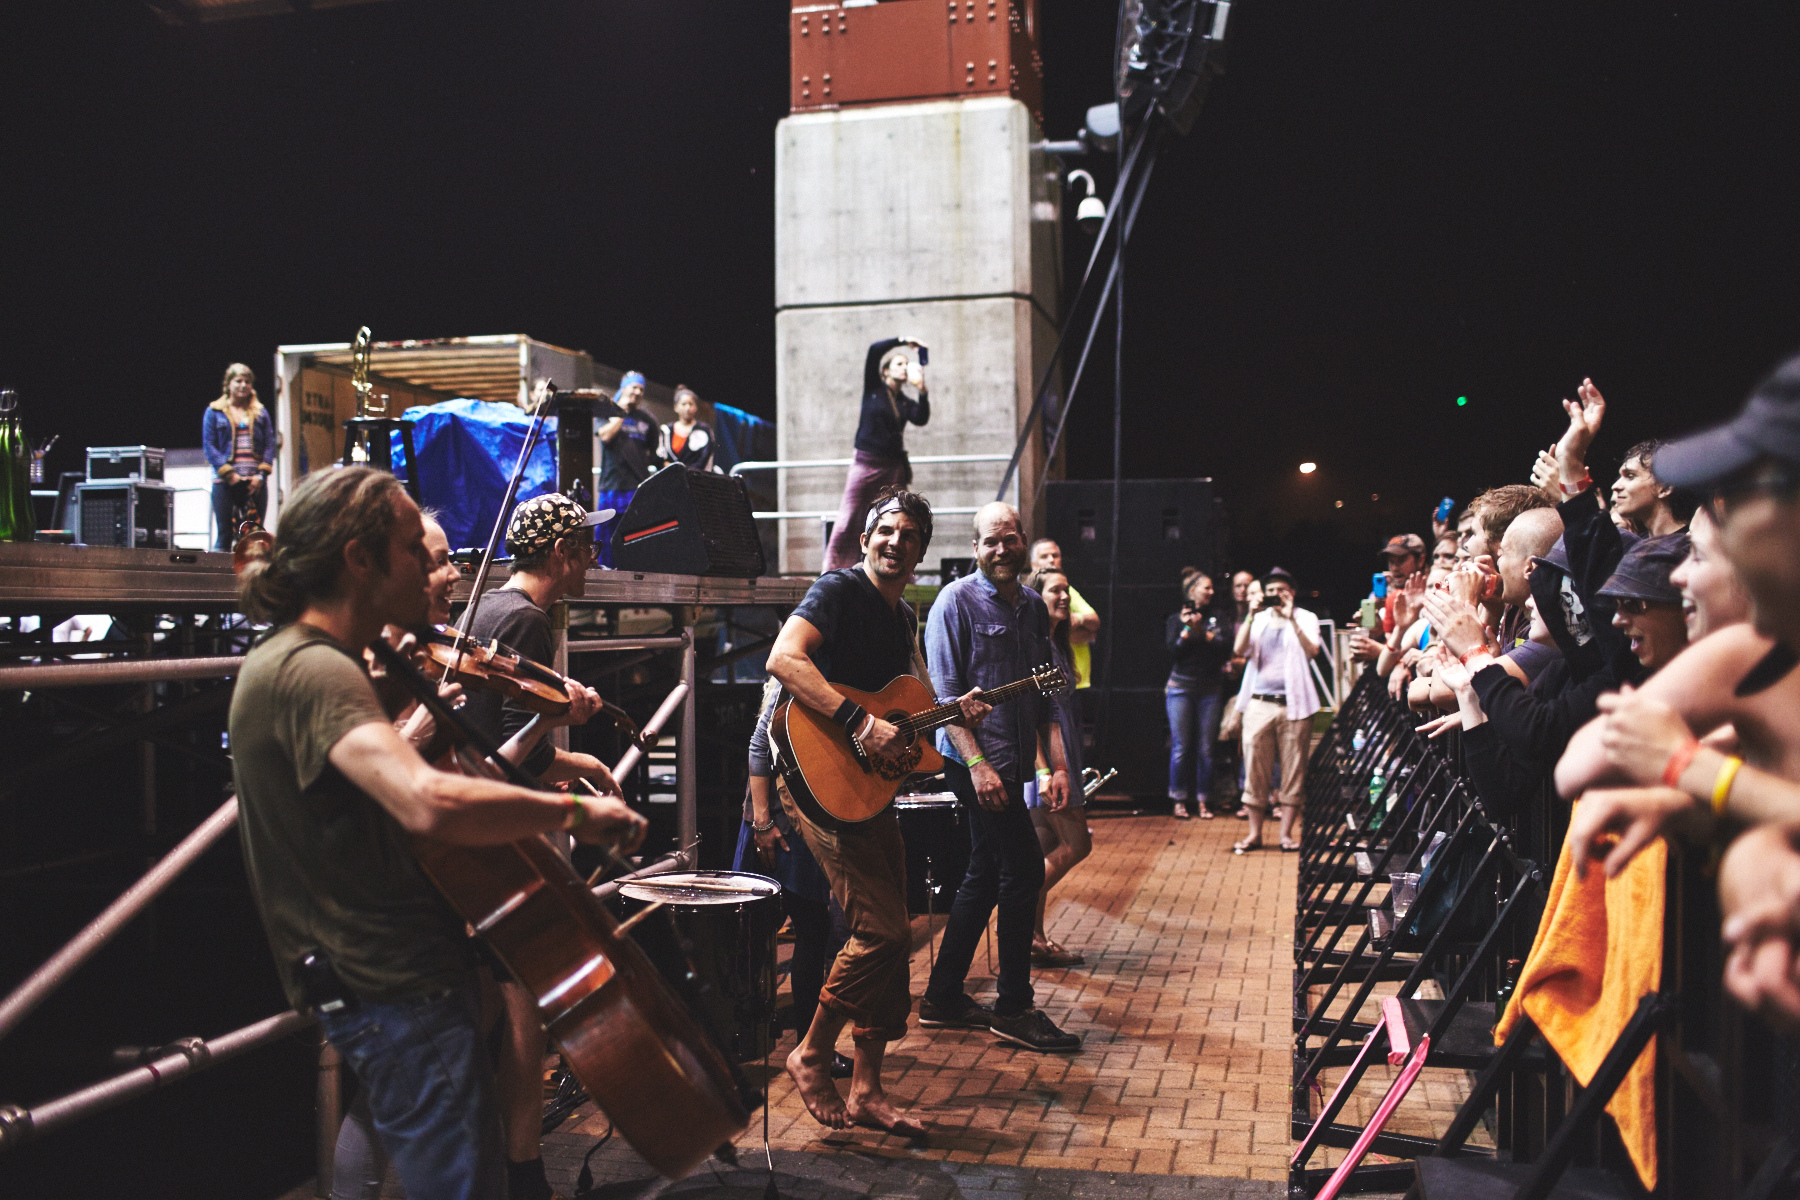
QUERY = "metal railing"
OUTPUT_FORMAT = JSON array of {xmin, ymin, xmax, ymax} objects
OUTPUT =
[{"xmin": 730, "ymin": 453, "xmax": 1014, "ymax": 522}]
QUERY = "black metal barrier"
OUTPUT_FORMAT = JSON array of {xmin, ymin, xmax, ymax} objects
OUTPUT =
[{"xmin": 1289, "ymin": 668, "xmax": 1800, "ymax": 1199}]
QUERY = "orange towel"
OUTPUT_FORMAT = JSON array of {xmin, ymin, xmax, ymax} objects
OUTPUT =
[{"xmin": 1493, "ymin": 810, "xmax": 1664, "ymax": 1190}]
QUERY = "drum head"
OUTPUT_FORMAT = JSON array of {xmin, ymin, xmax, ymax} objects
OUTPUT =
[{"xmin": 618, "ymin": 870, "xmax": 782, "ymax": 906}]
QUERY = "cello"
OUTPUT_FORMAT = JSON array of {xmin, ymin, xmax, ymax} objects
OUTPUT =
[{"xmin": 369, "ymin": 638, "xmax": 749, "ymax": 1179}]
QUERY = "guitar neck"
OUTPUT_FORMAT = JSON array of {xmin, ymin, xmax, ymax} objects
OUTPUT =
[{"xmin": 901, "ymin": 675, "xmax": 1039, "ymax": 735}]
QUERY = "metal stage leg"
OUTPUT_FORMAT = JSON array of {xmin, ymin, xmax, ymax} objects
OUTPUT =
[{"xmin": 679, "ymin": 623, "xmax": 698, "ymax": 855}]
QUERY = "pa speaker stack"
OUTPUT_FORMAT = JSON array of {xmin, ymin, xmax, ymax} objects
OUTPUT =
[
  {"xmin": 610, "ymin": 466, "xmax": 767, "ymax": 579},
  {"xmin": 1046, "ymin": 479, "xmax": 1226, "ymax": 800}
]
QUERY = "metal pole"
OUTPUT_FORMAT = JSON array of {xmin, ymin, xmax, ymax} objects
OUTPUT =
[
  {"xmin": 315, "ymin": 1039, "xmax": 342, "ymax": 1199},
  {"xmin": 0, "ymin": 1009, "xmax": 314, "ymax": 1152},
  {"xmin": 564, "ymin": 635, "xmax": 690, "ymax": 654},
  {"xmin": 0, "ymin": 656, "xmax": 244, "ymax": 690},
  {"xmin": 0, "ymin": 797, "xmax": 240, "ymax": 1044},
  {"xmin": 678, "ymin": 629, "xmax": 698, "ymax": 855},
  {"xmin": 550, "ymin": 602, "xmax": 569, "ymax": 756},
  {"xmin": 610, "ymin": 681, "xmax": 690, "ymax": 785}
]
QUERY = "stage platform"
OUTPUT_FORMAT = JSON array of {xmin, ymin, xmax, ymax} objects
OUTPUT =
[
  {"xmin": 0, "ymin": 543, "xmax": 813, "ymax": 615},
  {"xmin": 297, "ymin": 810, "xmax": 1478, "ymax": 1199}
]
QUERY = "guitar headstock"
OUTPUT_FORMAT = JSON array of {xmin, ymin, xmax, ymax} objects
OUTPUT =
[{"xmin": 1032, "ymin": 662, "xmax": 1073, "ymax": 698}]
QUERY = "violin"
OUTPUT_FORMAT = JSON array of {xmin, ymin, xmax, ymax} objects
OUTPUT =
[
  {"xmin": 411, "ymin": 627, "xmax": 645, "ymax": 744},
  {"xmin": 231, "ymin": 518, "xmax": 274, "ymax": 575}
]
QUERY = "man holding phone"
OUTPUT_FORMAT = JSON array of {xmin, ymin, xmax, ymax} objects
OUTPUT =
[{"xmin": 1349, "ymin": 533, "xmax": 1427, "ymax": 661}]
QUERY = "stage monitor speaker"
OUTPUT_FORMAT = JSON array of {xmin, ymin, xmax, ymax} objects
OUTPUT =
[
  {"xmin": 611, "ymin": 466, "xmax": 767, "ymax": 578},
  {"xmin": 1046, "ymin": 479, "xmax": 1222, "ymax": 589},
  {"xmin": 554, "ymin": 395, "xmax": 595, "ymax": 509},
  {"xmin": 1078, "ymin": 687, "xmax": 1171, "ymax": 800}
]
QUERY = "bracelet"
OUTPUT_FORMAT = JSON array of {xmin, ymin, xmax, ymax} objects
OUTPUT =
[
  {"xmin": 751, "ymin": 817, "xmax": 776, "ymax": 833},
  {"xmin": 561, "ymin": 795, "xmax": 588, "ymax": 832},
  {"xmin": 1458, "ymin": 644, "xmax": 1489, "ymax": 667},
  {"xmin": 1712, "ymin": 755, "xmax": 1744, "ymax": 816},
  {"xmin": 1559, "ymin": 472, "xmax": 1594, "ymax": 496},
  {"xmin": 1661, "ymin": 738, "xmax": 1702, "ymax": 789},
  {"xmin": 966, "ymin": 754, "xmax": 987, "ymax": 768},
  {"xmin": 1036, "ymin": 768, "xmax": 1053, "ymax": 780}
]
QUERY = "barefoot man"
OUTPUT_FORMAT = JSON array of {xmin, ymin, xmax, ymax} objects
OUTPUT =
[{"xmin": 766, "ymin": 487, "xmax": 990, "ymax": 1134}]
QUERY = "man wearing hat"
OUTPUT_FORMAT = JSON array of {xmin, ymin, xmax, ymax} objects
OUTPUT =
[
  {"xmin": 1230, "ymin": 567, "xmax": 1321, "ymax": 852},
  {"xmin": 1596, "ymin": 532, "xmax": 1691, "ymax": 674},
  {"xmin": 459, "ymin": 491, "xmax": 624, "ymax": 1200},
  {"xmin": 1350, "ymin": 534, "xmax": 1426, "ymax": 661},
  {"xmin": 597, "ymin": 370, "xmax": 658, "ymax": 493}
]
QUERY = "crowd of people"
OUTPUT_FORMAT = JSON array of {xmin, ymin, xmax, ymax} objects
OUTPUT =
[{"xmin": 1341, "ymin": 357, "xmax": 1800, "ymax": 1034}]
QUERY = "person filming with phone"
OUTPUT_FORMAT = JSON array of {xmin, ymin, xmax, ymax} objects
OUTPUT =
[
  {"xmin": 825, "ymin": 337, "xmax": 931, "ymax": 570},
  {"xmin": 1229, "ymin": 567, "xmax": 1321, "ymax": 854}
]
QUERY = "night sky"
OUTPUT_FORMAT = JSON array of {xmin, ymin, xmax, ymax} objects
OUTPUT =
[{"xmin": 5, "ymin": 0, "xmax": 1800, "ymax": 616}]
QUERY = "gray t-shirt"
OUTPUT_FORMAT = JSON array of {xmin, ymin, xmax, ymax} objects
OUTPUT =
[{"xmin": 230, "ymin": 623, "xmax": 470, "ymax": 1009}]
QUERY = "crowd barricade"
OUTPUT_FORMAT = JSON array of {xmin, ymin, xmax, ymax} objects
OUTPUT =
[{"xmin": 1289, "ymin": 668, "xmax": 1800, "ymax": 1198}]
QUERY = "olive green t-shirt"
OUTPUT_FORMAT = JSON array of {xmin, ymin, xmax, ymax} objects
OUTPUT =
[{"xmin": 230, "ymin": 622, "xmax": 470, "ymax": 1009}]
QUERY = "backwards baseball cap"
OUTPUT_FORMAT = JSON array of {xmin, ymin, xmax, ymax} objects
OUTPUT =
[
  {"xmin": 505, "ymin": 493, "xmax": 609, "ymax": 558},
  {"xmin": 1380, "ymin": 534, "xmax": 1427, "ymax": 559},
  {"xmin": 1655, "ymin": 353, "xmax": 1800, "ymax": 488},
  {"xmin": 1596, "ymin": 530, "xmax": 1691, "ymax": 606}
]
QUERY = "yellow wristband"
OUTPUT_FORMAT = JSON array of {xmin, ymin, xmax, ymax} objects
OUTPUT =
[
  {"xmin": 1712, "ymin": 755, "xmax": 1744, "ymax": 816},
  {"xmin": 965, "ymin": 754, "xmax": 987, "ymax": 768}
]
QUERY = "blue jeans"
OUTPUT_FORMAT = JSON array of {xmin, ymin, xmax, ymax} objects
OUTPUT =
[
  {"xmin": 1167, "ymin": 688, "xmax": 1222, "ymax": 806},
  {"xmin": 316, "ymin": 980, "xmax": 506, "ymax": 1200},
  {"xmin": 925, "ymin": 759, "xmax": 1045, "ymax": 1018},
  {"xmin": 211, "ymin": 478, "xmax": 266, "ymax": 550}
]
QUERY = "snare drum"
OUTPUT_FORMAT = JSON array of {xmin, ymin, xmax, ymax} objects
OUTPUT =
[
  {"xmin": 894, "ymin": 792, "xmax": 969, "ymax": 916},
  {"xmin": 617, "ymin": 871, "xmax": 783, "ymax": 1063}
]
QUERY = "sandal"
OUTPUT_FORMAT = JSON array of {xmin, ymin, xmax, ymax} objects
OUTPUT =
[
  {"xmin": 1232, "ymin": 838, "xmax": 1260, "ymax": 855},
  {"xmin": 1280, "ymin": 839, "xmax": 1302, "ymax": 852},
  {"xmin": 1198, "ymin": 807, "xmax": 1216, "ymax": 819},
  {"xmin": 1031, "ymin": 941, "xmax": 1085, "ymax": 967}
]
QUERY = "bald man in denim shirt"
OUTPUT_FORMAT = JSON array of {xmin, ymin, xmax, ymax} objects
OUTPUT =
[{"xmin": 920, "ymin": 503, "xmax": 1082, "ymax": 1053}]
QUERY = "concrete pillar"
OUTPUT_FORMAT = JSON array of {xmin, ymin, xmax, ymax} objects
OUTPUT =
[{"xmin": 774, "ymin": 95, "xmax": 1061, "ymax": 575}]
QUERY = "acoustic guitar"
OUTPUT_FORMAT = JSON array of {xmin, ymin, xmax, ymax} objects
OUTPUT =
[{"xmin": 771, "ymin": 663, "xmax": 1070, "ymax": 830}]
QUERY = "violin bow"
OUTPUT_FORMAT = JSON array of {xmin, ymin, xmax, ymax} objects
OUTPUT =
[{"xmin": 454, "ymin": 379, "xmax": 561, "ymax": 642}]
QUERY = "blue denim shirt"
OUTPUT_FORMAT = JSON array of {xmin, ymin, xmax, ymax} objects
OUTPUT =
[{"xmin": 925, "ymin": 570, "xmax": 1053, "ymax": 785}]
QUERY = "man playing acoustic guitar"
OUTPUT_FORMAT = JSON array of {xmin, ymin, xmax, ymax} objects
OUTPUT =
[{"xmin": 767, "ymin": 487, "xmax": 991, "ymax": 1135}]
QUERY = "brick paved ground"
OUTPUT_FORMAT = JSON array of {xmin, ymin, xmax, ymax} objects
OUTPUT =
[{"xmin": 340, "ymin": 806, "xmax": 1478, "ymax": 1198}]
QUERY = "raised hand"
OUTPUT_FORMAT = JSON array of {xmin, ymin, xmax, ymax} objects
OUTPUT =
[
  {"xmin": 1392, "ymin": 571, "xmax": 1426, "ymax": 630},
  {"xmin": 1421, "ymin": 588, "xmax": 1489, "ymax": 659},
  {"xmin": 1556, "ymin": 377, "xmax": 1607, "ymax": 487},
  {"xmin": 1531, "ymin": 445, "xmax": 1559, "ymax": 493}
]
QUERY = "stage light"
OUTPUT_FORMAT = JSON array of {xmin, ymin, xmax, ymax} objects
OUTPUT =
[
  {"xmin": 1335, "ymin": 500, "xmax": 1344, "ymax": 508},
  {"xmin": 1456, "ymin": 396, "xmax": 1468, "ymax": 407},
  {"xmin": 1298, "ymin": 462, "xmax": 1317, "ymax": 475},
  {"xmin": 1065, "ymin": 170, "xmax": 1107, "ymax": 234}
]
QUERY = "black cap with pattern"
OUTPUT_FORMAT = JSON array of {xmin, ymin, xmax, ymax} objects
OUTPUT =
[{"xmin": 505, "ymin": 492, "xmax": 604, "ymax": 558}]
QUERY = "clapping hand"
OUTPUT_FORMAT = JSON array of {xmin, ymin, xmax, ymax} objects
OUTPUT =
[
  {"xmin": 1556, "ymin": 378, "xmax": 1606, "ymax": 485},
  {"xmin": 1720, "ymin": 823, "xmax": 1800, "ymax": 1030},
  {"xmin": 1391, "ymin": 571, "xmax": 1427, "ymax": 630}
]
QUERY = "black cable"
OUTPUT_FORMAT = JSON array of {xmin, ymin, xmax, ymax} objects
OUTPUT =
[{"xmin": 572, "ymin": 1119, "xmax": 613, "ymax": 1198}]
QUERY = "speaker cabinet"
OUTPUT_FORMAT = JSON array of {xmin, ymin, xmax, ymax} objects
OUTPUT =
[
  {"xmin": 611, "ymin": 466, "xmax": 767, "ymax": 578},
  {"xmin": 554, "ymin": 395, "xmax": 595, "ymax": 510},
  {"xmin": 1046, "ymin": 479, "xmax": 1223, "ymax": 588}
]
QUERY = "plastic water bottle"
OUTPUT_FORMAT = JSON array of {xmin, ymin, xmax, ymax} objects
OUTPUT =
[
  {"xmin": 1367, "ymin": 768, "xmax": 1387, "ymax": 831},
  {"xmin": 1352, "ymin": 729, "xmax": 1367, "ymax": 754}
]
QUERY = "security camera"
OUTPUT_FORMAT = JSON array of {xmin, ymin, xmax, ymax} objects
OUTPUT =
[{"xmin": 1066, "ymin": 169, "xmax": 1107, "ymax": 235}]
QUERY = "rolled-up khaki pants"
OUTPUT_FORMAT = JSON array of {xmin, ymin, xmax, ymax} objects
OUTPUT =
[{"xmin": 1241, "ymin": 698, "xmax": 1311, "ymax": 812}]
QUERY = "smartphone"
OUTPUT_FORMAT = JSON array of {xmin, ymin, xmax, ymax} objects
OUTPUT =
[
  {"xmin": 1371, "ymin": 572, "xmax": 1388, "ymax": 600},
  {"xmin": 1435, "ymin": 496, "xmax": 1456, "ymax": 524},
  {"xmin": 917, "ymin": 345, "xmax": 929, "ymax": 366},
  {"xmin": 1358, "ymin": 597, "xmax": 1380, "ymax": 629}
]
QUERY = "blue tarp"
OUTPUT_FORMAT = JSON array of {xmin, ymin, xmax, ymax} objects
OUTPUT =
[{"xmin": 392, "ymin": 399, "xmax": 558, "ymax": 553}]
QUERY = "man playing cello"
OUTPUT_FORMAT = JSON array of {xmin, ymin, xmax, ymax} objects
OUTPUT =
[
  {"xmin": 230, "ymin": 467, "xmax": 645, "ymax": 1200},
  {"xmin": 766, "ymin": 486, "xmax": 990, "ymax": 1134}
]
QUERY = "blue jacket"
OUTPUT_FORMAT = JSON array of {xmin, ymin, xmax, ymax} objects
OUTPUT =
[{"xmin": 203, "ymin": 398, "xmax": 274, "ymax": 479}]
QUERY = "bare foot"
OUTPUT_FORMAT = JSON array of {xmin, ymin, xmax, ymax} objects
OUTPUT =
[
  {"xmin": 786, "ymin": 1045, "xmax": 848, "ymax": 1129},
  {"xmin": 846, "ymin": 1089, "xmax": 927, "ymax": 1137}
]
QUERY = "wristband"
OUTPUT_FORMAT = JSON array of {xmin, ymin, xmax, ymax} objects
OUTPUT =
[
  {"xmin": 966, "ymin": 754, "xmax": 987, "ymax": 768},
  {"xmin": 1458, "ymin": 644, "xmax": 1491, "ymax": 667},
  {"xmin": 561, "ymin": 795, "xmax": 588, "ymax": 832},
  {"xmin": 1036, "ymin": 768, "xmax": 1053, "ymax": 780},
  {"xmin": 1712, "ymin": 756, "xmax": 1744, "ymax": 816},
  {"xmin": 1559, "ymin": 472, "xmax": 1594, "ymax": 496},
  {"xmin": 1661, "ymin": 738, "xmax": 1702, "ymax": 789},
  {"xmin": 751, "ymin": 817, "xmax": 776, "ymax": 833},
  {"xmin": 832, "ymin": 699, "xmax": 868, "ymax": 733}
]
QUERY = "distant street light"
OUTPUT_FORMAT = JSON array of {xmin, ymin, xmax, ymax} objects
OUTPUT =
[{"xmin": 1298, "ymin": 462, "xmax": 1317, "ymax": 475}]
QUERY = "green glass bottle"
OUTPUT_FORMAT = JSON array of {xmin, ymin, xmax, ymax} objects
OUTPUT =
[{"xmin": 0, "ymin": 399, "xmax": 16, "ymax": 543}]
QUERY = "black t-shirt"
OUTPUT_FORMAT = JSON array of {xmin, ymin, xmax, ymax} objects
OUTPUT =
[
  {"xmin": 461, "ymin": 588, "xmax": 556, "ymax": 777},
  {"xmin": 790, "ymin": 566, "xmax": 918, "ymax": 693},
  {"xmin": 597, "ymin": 398, "xmax": 658, "ymax": 491}
]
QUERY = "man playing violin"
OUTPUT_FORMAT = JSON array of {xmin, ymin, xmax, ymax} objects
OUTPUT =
[
  {"xmin": 456, "ymin": 492, "xmax": 619, "ymax": 788},
  {"xmin": 766, "ymin": 486, "xmax": 991, "ymax": 1136},
  {"xmin": 230, "ymin": 467, "xmax": 645, "ymax": 1200}
]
